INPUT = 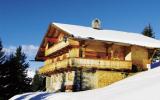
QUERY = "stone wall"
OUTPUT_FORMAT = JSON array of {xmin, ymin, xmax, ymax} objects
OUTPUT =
[
  {"xmin": 77, "ymin": 70, "xmax": 130, "ymax": 90},
  {"xmin": 95, "ymin": 71, "xmax": 127, "ymax": 88},
  {"xmin": 46, "ymin": 70, "xmax": 131, "ymax": 92},
  {"xmin": 65, "ymin": 71, "xmax": 75, "ymax": 92},
  {"xmin": 80, "ymin": 70, "xmax": 129, "ymax": 89},
  {"xmin": 46, "ymin": 76, "xmax": 51, "ymax": 92},
  {"xmin": 81, "ymin": 70, "xmax": 96, "ymax": 90}
]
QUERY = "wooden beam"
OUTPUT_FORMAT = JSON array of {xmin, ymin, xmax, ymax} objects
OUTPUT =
[
  {"xmin": 46, "ymin": 46, "xmax": 70, "ymax": 58},
  {"xmin": 40, "ymin": 48, "xmax": 45, "ymax": 51},
  {"xmin": 79, "ymin": 40, "xmax": 85, "ymax": 46},
  {"xmin": 149, "ymin": 49, "xmax": 157, "ymax": 61},
  {"xmin": 71, "ymin": 45, "xmax": 80, "ymax": 48},
  {"xmin": 45, "ymin": 37, "xmax": 58, "ymax": 43},
  {"xmin": 48, "ymin": 27, "xmax": 55, "ymax": 35},
  {"xmin": 56, "ymin": 31, "xmax": 62, "ymax": 38},
  {"xmin": 54, "ymin": 29, "xmax": 60, "ymax": 37},
  {"xmin": 105, "ymin": 42, "xmax": 113, "ymax": 47},
  {"xmin": 35, "ymin": 56, "xmax": 47, "ymax": 61}
]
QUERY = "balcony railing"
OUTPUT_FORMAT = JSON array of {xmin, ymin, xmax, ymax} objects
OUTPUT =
[
  {"xmin": 45, "ymin": 41, "xmax": 70, "ymax": 56},
  {"xmin": 39, "ymin": 59, "xmax": 70, "ymax": 74},
  {"xmin": 39, "ymin": 58, "xmax": 132, "ymax": 74},
  {"xmin": 71, "ymin": 58, "xmax": 132, "ymax": 70}
]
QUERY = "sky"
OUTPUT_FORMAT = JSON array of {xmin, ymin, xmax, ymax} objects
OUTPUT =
[{"xmin": 0, "ymin": 0, "xmax": 160, "ymax": 75}]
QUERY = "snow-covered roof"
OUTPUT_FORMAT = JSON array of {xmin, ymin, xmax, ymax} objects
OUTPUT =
[
  {"xmin": 10, "ymin": 66, "xmax": 160, "ymax": 100},
  {"xmin": 53, "ymin": 22, "xmax": 160, "ymax": 48}
]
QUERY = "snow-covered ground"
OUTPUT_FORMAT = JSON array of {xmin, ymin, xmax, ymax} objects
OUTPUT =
[{"xmin": 10, "ymin": 67, "xmax": 160, "ymax": 100}]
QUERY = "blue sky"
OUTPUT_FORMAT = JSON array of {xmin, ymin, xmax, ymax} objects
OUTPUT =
[{"xmin": 0, "ymin": 0, "xmax": 160, "ymax": 72}]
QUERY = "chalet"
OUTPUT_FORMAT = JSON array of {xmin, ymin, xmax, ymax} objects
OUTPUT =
[{"xmin": 35, "ymin": 20, "xmax": 160, "ymax": 92}]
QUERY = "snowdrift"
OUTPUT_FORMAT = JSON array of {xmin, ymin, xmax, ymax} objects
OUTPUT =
[{"xmin": 10, "ymin": 67, "xmax": 160, "ymax": 100}]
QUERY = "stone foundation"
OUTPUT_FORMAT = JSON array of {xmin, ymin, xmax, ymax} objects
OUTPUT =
[{"xmin": 45, "ymin": 69, "xmax": 131, "ymax": 92}]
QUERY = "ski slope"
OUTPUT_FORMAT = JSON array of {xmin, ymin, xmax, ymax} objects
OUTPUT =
[{"xmin": 10, "ymin": 67, "xmax": 160, "ymax": 100}]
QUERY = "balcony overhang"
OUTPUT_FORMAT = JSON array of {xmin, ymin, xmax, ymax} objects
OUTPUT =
[{"xmin": 39, "ymin": 58, "xmax": 132, "ymax": 75}]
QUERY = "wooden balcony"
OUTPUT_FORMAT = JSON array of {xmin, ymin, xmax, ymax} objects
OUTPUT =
[
  {"xmin": 45, "ymin": 39, "xmax": 79, "ymax": 57},
  {"xmin": 39, "ymin": 63, "xmax": 56, "ymax": 74},
  {"xmin": 45, "ymin": 41, "xmax": 70, "ymax": 56},
  {"xmin": 39, "ymin": 59, "xmax": 69, "ymax": 74},
  {"xmin": 39, "ymin": 58, "xmax": 132, "ymax": 74},
  {"xmin": 71, "ymin": 58, "xmax": 132, "ymax": 70}
]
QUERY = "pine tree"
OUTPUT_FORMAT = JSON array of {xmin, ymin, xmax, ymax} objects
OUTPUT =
[
  {"xmin": 10, "ymin": 46, "xmax": 31, "ymax": 94},
  {"xmin": 0, "ymin": 39, "xmax": 5, "ymax": 64},
  {"xmin": 0, "ymin": 46, "xmax": 32, "ymax": 99},
  {"xmin": 31, "ymin": 71, "xmax": 45, "ymax": 91},
  {"xmin": 142, "ymin": 24, "xmax": 155, "ymax": 38},
  {"xmin": 0, "ymin": 63, "xmax": 9, "ymax": 100},
  {"xmin": 0, "ymin": 39, "xmax": 7, "ymax": 100}
]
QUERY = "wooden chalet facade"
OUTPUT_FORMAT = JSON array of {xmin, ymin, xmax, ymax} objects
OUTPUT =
[{"xmin": 35, "ymin": 22, "xmax": 160, "ymax": 92}]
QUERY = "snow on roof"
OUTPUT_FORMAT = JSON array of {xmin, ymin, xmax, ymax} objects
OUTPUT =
[
  {"xmin": 53, "ymin": 22, "xmax": 160, "ymax": 48},
  {"xmin": 10, "ymin": 66, "xmax": 160, "ymax": 100}
]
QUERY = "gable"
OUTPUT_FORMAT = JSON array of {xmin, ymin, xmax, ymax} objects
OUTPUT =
[{"xmin": 35, "ymin": 24, "xmax": 69, "ymax": 61}]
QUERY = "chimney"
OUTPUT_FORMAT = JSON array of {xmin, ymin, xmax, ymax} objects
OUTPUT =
[{"xmin": 91, "ymin": 18, "xmax": 101, "ymax": 29}]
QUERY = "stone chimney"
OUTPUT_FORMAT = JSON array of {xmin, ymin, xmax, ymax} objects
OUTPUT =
[{"xmin": 91, "ymin": 18, "xmax": 101, "ymax": 29}]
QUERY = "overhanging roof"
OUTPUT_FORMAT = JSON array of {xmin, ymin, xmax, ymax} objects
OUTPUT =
[
  {"xmin": 53, "ymin": 22, "xmax": 160, "ymax": 48},
  {"xmin": 35, "ymin": 22, "xmax": 160, "ymax": 61}
]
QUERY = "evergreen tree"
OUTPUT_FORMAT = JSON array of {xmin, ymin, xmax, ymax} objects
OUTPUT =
[
  {"xmin": 0, "ymin": 63, "xmax": 9, "ymax": 100},
  {"xmin": 31, "ymin": 71, "xmax": 45, "ymax": 91},
  {"xmin": 9, "ymin": 46, "xmax": 31, "ymax": 94},
  {"xmin": 0, "ymin": 39, "xmax": 7, "ymax": 100},
  {"xmin": 142, "ymin": 24, "xmax": 155, "ymax": 38},
  {"xmin": 0, "ymin": 39, "xmax": 5, "ymax": 64},
  {"xmin": 0, "ymin": 46, "xmax": 32, "ymax": 99}
]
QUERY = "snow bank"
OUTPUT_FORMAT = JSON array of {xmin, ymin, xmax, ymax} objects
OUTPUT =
[{"xmin": 10, "ymin": 66, "xmax": 160, "ymax": 100}]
